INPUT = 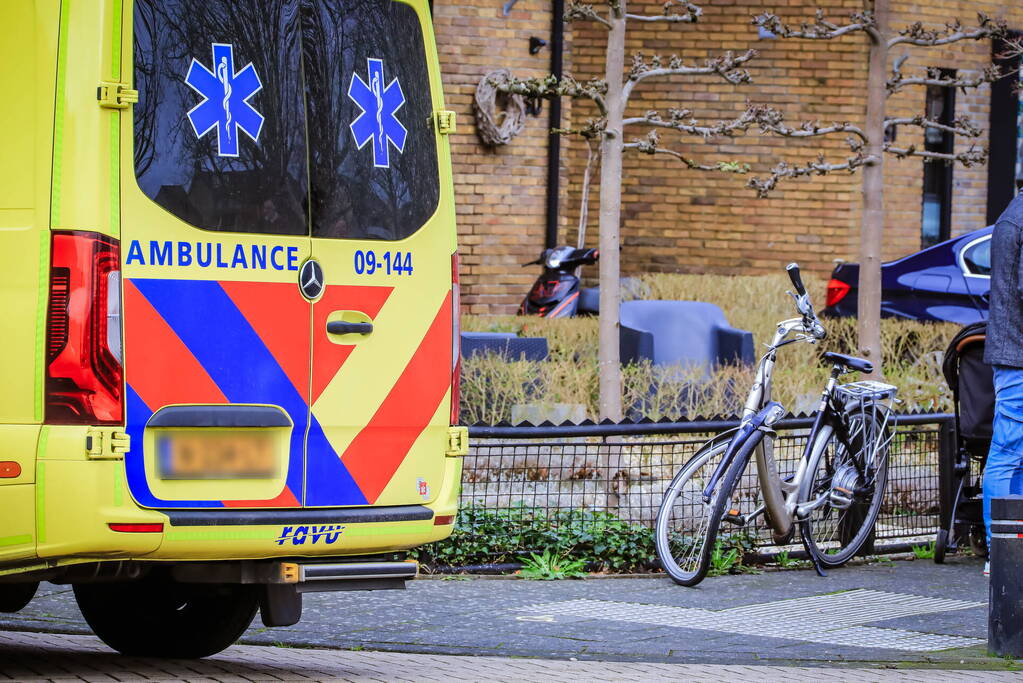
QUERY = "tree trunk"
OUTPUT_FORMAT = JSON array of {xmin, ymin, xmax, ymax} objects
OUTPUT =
[
  {"xmin": 858, "ymin": 0, "xmax": 889, "ymax": 377},
  {"xmin": 597, "ymin": 6, "xmax": 627, "ymax": 421}
]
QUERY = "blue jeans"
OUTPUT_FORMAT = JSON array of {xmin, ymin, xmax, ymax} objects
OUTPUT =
[{"xmin": 984, "ymin": 366, "xmax": 1023, "ymax": 544}]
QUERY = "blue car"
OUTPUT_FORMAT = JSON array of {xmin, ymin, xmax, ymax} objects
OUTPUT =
[{"xmin": 823, "ymin": 226, "xmax": 992, "ymax": 324}]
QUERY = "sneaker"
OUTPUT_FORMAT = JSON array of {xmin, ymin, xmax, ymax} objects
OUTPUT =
[{"xmin": 984, "ymin": 561, "xmax": 990, "ymax": 576}]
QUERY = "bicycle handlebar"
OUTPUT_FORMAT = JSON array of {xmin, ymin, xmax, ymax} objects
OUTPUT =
[
  {"xmin": 785, "ymin": 262, "xmax": 826, "ymax": 341},
  {"xmin": 785, "ymin": 262, "xmax": 806, "ymax": 297}
]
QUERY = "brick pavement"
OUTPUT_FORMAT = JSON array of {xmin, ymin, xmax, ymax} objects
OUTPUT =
[{"xmin": 1, "ymin": 630, "xmax": 1019, "ymax": 682}]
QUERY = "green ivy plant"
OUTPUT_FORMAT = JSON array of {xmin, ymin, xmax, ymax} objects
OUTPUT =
[{"xmin": 410, "ymin": 503, "xmax": 657, "ymax": 572}]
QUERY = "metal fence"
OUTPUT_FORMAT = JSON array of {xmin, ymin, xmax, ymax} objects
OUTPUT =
[{"xmin": 458, "ymin": 413, "xmax": 953, "ymax": 563}]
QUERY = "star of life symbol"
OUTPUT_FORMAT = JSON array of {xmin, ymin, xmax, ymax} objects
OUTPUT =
[
  {"xmin": 185, "ymin": 43, "xmax": 264, "ymax": 157},
  {"xmin": 348, "ymin": 58, "xmax": 408, "ymax": 168}
]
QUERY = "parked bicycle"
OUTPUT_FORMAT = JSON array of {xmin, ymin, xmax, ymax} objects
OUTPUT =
[{"xmin": 654, "ymin": 263, "xmax": 898, "ymax": 586}]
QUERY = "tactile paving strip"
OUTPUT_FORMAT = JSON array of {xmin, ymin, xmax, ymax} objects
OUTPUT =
[{"xmin": 515, "ymin": 589, "xmax": 984, "ymax": 652}]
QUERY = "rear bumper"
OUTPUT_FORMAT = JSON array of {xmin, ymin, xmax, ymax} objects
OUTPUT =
[
  {"xmin": 5, "ymin": 440, "xmax": 462, "ymax": 576},
  {"xmin": 169, "ymin": 557, "xmax": 419, "ymax": 592}
]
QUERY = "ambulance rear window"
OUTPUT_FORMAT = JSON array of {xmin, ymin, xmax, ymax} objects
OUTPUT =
[
  {"xmin": 133, "ymin": 0, "xmax": 309, "ymax": 236},
  {"xmin": 301, "ymin": 0, "xmax": 440, "ymax": 241}
]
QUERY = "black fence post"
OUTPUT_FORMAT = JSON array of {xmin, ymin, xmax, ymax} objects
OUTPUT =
[{"xmin": 936, "ymin": 416, "xmax": 958, "ymax": 547}]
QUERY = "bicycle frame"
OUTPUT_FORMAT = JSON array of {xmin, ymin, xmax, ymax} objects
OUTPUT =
[
  {"xmin": 743, "ymin": 318, "xmax": 810, "ymax": 541},
  {"xmin": 712, "ymin": 317, "xmax": 889, "ymax": 542}
]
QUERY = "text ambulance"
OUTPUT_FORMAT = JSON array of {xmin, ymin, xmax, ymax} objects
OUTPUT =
[{"xmin": 0, "ymin": 0, "xmax": 464, "ymax": 658}]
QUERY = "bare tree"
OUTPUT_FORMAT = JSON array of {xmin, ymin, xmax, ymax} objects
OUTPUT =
[{"xmin": 752, "ymin": 3, "xmax": 1020, "ymax": 376}]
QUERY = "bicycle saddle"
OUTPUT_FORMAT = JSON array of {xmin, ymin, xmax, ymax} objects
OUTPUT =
[{"xmin": 822, "ymin": 351, "xmax": 873, "ymax": 374}]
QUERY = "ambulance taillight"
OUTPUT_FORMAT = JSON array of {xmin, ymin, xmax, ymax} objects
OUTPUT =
[
  {"xmin": 451, "ymin": 252, "xmax": 461, "ymax": 425},
  {"xmin": 44, "ymin": 232, "xmax": 124, "ymax": 425}
]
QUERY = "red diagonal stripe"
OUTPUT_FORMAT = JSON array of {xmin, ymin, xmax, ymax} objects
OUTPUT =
[
  {"xmin": 312, "ymin": 285, "xmax": 393, "ymax": 404},
  {"xmin": 340, "ymin": 292, "xmax": 452, "ymax": 502},
  {"xmin": 123, "ymin": 279, "xmax": 227, "ymax": 409},
  {"xmin": 223, "ymin": 486, "xmax": 301, "ymax": 508}
]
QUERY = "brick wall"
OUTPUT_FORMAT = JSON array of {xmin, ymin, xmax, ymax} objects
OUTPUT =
[
  {"xmin": 435, "ymin": 0, "xmax": 1023, "ymax": 313},
  {"xmin": 432, "ymin": 0, "xmax": 572, "ymax": 313}
]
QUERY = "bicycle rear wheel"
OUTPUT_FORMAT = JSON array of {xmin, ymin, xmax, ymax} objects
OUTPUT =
[
  {"xmin": 655, "ymin": 441, "xmax": 729, "ymax": 586},
  {"xmin": 799, "ymin": 405, "xmax": 891, "ymax": 568}
]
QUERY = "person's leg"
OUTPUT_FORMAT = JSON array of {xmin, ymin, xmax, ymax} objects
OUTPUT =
[{"xmin": 984, "ymin": 366, "xmax": 1023, "ymax": 547}]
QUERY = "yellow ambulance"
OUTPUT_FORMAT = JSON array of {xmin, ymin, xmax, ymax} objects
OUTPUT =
[{"xmin": 0, "ymin": 0, "xmax": 464, "ymax": 657}]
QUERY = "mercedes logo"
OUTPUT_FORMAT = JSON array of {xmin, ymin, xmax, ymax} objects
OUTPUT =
[{"xmin": 299, "ymin": 259, "xmax": 324, "ymax": 300}]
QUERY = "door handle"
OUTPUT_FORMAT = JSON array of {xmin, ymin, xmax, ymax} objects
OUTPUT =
[{"xmin": 327, "ymin": 321, "xmax": 373, "ymax": 335}]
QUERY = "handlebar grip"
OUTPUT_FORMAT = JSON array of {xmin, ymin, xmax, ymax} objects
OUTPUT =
[{"xmin": 786, "ymin": 263, "xmax": 806, "ymax": 297}]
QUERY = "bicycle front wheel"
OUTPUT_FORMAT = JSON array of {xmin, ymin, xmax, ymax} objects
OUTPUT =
[
  {"xmin": 799, "ymin": 406, "xmax": 891, "ymax": 568},
  {"xmin": 655, "ymin": 440, "xmax": 731, "ymax": 586}
]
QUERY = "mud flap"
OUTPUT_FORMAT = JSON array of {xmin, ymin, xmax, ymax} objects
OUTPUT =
[{"xmin": 260, "ymin": 584, "xmax": 302, "ymax": 627}]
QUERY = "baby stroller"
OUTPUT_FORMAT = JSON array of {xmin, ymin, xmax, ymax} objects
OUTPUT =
[{"xmin": 935, "ymin": 320, "xmax": 993, "ymax": 563}]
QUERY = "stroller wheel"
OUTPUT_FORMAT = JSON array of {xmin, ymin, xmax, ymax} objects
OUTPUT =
[
  {"xmin": 969, "ymin": 525, "xmax": 989, "ymax": 558},
  {"xmin": 934, "ymin": 528, "xmax": 948, "ymax": 564}
]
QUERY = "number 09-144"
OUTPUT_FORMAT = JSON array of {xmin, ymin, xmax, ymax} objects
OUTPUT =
[{"xmin": 354, "ymin": 250, "xmax": 414, "ymax": 276}]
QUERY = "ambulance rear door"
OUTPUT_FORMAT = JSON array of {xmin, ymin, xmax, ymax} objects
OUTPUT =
[
  {"xmin": 121, "ymin": 0, "xmax": 313, "ymax": 509},
  {"xmin": 300, "ymin": 0, "xmax": 456, "ymax": 508}
]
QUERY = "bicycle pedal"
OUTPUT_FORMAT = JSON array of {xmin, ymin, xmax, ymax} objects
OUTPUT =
[{"xmin": 722, "ymin": 508, "xmax": 746, "ymax": 526}]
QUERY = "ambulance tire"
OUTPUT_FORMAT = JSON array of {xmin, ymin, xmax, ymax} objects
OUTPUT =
[
  {"xmin": 74, "ymin": 578, "xmax": 259, "ymax": 658},
  {"xmin": 0, "ymin": 581, "xmax": 38, "ymax": 613}
]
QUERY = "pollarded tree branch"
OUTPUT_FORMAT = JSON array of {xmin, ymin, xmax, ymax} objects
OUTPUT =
[
  {"xmin": 757, "ymin": 118, "xmax": 868, "ymax": 147},
  {"xmin": 622, "ymin": 106, "xmax": 764, "ymax": 138},
  {"xmin": 496, "ymin": 73, "xmax": 610, "ymax": 117},
  {"xmin": 884, "ymin": 115, "xmax": 982, "ymax": 138},
  {"xmin": 566, "ymin": 2, "xmax": 611, "ymax": 29},
  {"xmin": 888, "ymin": 56, "xmax": 1003, "ymax": 93},
  {"xmin": 625, "ymin": 130, "xmax": 752, "ymax": 173},
  {"xmin": 888, "ymin": 12, "xmax": 1007, "ymax": 49},
  {"xmin": 554, "ymin": 117, "xmax": 606, "ymax": 140},
  {"xmin": 884, "ymin": 143, "xmax": 988, "ymax": 166},
  {"xmin": 752, "ymin": 9, "xmax": 875, "ymax": 41},
  {"xmin": 626, "ymin": 0, "xmax": 701, "ymax": 23},
  {"xmin": 623, "ymin": 49, "xmax": 757, "ymax": 101},
  {"xmin": 746, "ymin": 153, "xmax": 875, "ymax": 198},
  {"xmin": 622, "ymin": 104, "xmax": 867, "ymax": 151}
]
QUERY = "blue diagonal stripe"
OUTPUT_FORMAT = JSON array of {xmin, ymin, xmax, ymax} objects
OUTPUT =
[
  {"xmin": 131, "ymin": 279, "xmax": 319, "ymax": 504},
  {"xmin": 125, "ymin": 383, "xmax": 223, "ymax": 508}
]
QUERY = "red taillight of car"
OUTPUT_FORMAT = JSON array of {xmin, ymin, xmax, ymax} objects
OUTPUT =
[
  {"xmin": 450, "ymin": 251, "xmax": 461, "ymax": 426},
  {"xmin": 45, "ymin": 231, "xmax": 123, "ymax": 425},
  {"xmin": 825, "ymin": 278, "xmax": 852, "ymax": 308}
]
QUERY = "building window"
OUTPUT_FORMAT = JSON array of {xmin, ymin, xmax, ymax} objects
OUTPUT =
[
  {"xmin": 921, "ymin": 69, "xmax": 956, "ymax": 249},
  {"xmin": 986, "ymin": 33, "xmax": 1022, "ymax": 224}
]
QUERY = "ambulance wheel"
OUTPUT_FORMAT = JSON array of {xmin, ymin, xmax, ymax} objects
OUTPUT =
[
  {"xmin": 74, "ymin": 578, "xmax": 258, "ymax": 658},
  {"xmin": 0, "ymin": 581, "xmax": 38, "ymax": 613}
]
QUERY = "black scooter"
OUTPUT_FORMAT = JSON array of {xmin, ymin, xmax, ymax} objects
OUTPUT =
[{"xmin": 518, "ymin": 246, "xmax": 599, "ymax": 318}]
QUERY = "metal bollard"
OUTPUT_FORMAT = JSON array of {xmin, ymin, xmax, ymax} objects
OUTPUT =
[{"xmin": 989, "ymin": 495, "xmax": 1023, "ymax": 657}]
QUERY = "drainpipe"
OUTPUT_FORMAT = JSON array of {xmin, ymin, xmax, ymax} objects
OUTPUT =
[{"xmin": 544, "ymin": 0, "xmax": 565, "ymax": 249}]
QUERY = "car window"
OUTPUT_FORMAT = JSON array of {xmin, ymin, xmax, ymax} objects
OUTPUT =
[
  {"xmin": 301, "ymin": 0, "xmax": 440, "ymax": 241},
  {"xmin": 962, "ymin": 237, "xmax": 991, "ymax": 276},
  {"xmin": 133, "ymin": 0, "xmax": 309, "ymax": 236}
]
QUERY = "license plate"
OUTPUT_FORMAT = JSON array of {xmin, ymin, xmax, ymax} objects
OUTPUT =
[{"xmin": 157, "ymin": 432, "xmax": 277, "ymax": 480}]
